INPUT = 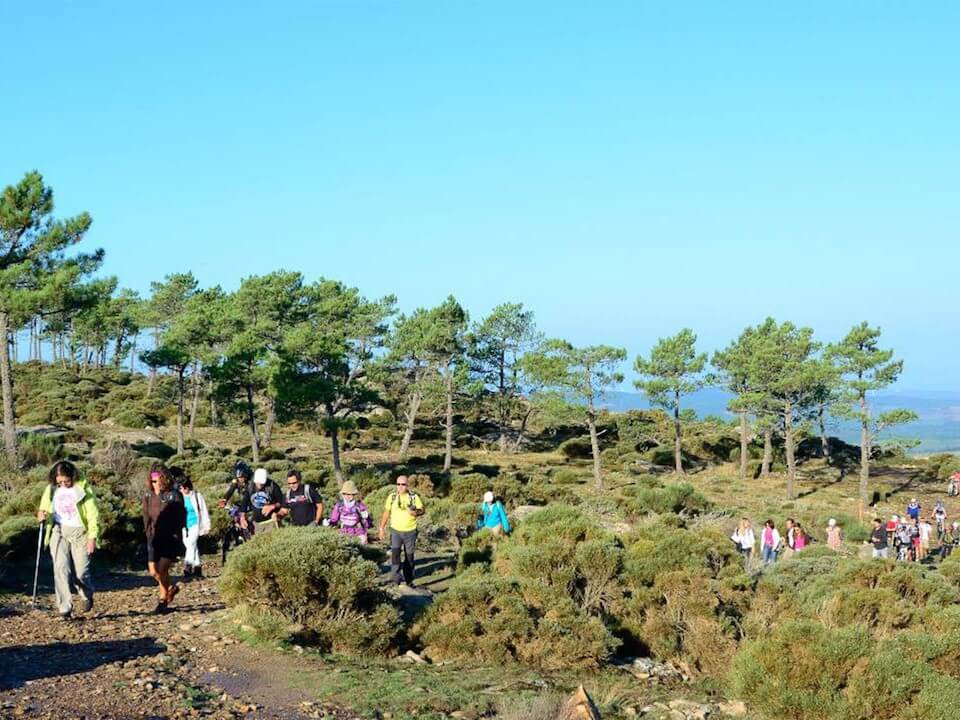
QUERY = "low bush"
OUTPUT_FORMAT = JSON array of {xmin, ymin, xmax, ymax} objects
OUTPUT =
[
  {"xmin": 219, "ymin": 527, "xmax": 401, "ymax": 655},
  {"xmin": 620, "ymin": 481, "xmax": 710, "ymax": 516},
  {"xmin": 18, "ymin": 433, "xmax": 62, "ymax": 468},
  {"xmin": 417, "ymin": 569, "xmax": 619, "ymax": 670},
  {"xmin": 558, "ymin": 437, "xmax": 594, "ymax": 460},
  {"xmin": 550, "ymin": 468, "xmax": 582, "ymax": 484}
]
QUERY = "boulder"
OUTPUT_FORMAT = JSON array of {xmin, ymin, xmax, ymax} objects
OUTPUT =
[{"xmin": 559, "ymin": 685, "xmax": 601, "ymax": 720}]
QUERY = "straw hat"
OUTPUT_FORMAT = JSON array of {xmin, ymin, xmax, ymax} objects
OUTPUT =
[{"xmin": 341, "ymin": 481, "xmax": 359, "ymax": 495}]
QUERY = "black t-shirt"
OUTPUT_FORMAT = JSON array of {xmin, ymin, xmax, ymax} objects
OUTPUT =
[
  {"xmin": 283, "ymin": 484, "xmax": 323, "ymax": 526},
  {"xmin": 871, "ymin": 527, "xmax": 888, "ymax": 549},
  {"xmin": 248, "ymin": 481, "xmax": 283, "ymax": 523}
]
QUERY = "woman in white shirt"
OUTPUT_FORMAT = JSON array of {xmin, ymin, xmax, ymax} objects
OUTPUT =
[{"xmin": 731, "ymin": 518, "xmax": 756, "ymax": 565}]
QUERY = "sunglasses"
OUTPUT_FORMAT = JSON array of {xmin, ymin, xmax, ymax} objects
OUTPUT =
[{"xmin": 396, "ymin": 483, "xmax": 408, "ymax": 487}]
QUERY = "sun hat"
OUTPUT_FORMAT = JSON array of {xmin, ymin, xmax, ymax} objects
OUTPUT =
[
  {"xmin": 341, "ymin": 480, "xmax": 359, "ymax": 495},
  {"xmin": 253, "ymin": 468, "xmax": 268, "ymax": 485},
  {"xmin": 483, "ymin": 491, "xmax": 494, "ymax": 504}
]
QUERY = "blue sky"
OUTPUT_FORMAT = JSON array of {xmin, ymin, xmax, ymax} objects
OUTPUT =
[{"xmin": 3, "ymin": 2, "xmax": 958, "ymax": 388}]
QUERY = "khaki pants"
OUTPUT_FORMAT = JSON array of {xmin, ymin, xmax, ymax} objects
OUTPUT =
[{"xmin": 50, "ymin": 525, "xmax": 93, "ymax": 615}]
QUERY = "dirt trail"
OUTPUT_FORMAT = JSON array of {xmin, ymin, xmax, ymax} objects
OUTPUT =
[{"xmin": 0, "ymin": 565, "xmax": 361, "ymax": 720}]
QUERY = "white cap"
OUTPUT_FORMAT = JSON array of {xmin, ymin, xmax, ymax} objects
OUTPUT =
[
  {"xmin": 253, "ymin": 468, "xmax": 268, "ymax": 485},
  {"xmin": 483, "ymin": 491, "xmax": 494, "ymax": 504},
  {"xmin": 828, "ymin": 518, "xmax": 836, "ymax": 526}
]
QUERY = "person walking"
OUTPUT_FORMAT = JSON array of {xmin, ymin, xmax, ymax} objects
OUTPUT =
[
  {"xmin": 794, "ymin": 525, "xmax": 809, "ymax": 551},
  {"xmin": 328, "ymin": 481, "xmax": 372, "ymax": 543},
  {"xmin": 35, "ymin": 461, "xmax": 100, "ymax": 619},
  {"xmin": 919, "ymin": 517, "xmax": 933, "ymax": 561},
  {"xmin": 906, "ymin": 498, "xmax": 922, "ymax": 522},
  {"xmin": 248, "ymin": 468, "xmax": 283, "ymax": 533},
  {"xmin": 378, "ymin": 475, "xmax": 424, "ymax": 587},
  {"xmin": 143, "ymin": 466, "xmax": 187, "ymax": 614},
  {"xmin": 279, "ymin": 469, "xmax": 324, "ymax": 527},
  {"xmin": 760, "ymin": 519, "xmax": 780, "ymax": 565},
  {"xmin": 825, "ymin": 518, "xmax": 843, "ymax": 551},
  {"xmin": 178, "ymin": 478, "xmax": 211, "ymax": 578},
  {"xmin": 870, "ymin": 518, "xmax": 889, "ymax": 559},
  {"xmin": 477, "ymin": 491, "xmax": 511, "ymax": 536},
  {"xmin": 731, "ymin": 519, "xmax": 755, "ymax": 565}
]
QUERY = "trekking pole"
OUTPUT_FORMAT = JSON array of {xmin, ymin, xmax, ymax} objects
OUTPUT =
[{"xmin": 31, "ymin": 520, "xmax": 45, "ymax": 608}]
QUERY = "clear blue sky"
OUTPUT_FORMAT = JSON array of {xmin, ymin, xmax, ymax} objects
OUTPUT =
[{"xmin": 3, "ymin": 2, "xmax": 958, "ymax": 389}]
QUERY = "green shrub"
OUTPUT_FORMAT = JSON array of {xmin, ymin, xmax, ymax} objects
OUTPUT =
[
  {"xmin": 0, "ymin": 515, "xmax": 41, "ymax": 559},
  {"xmin": 18, "ymin": 433, "xmax": 62, "ymax": 468},
  {"xmin": 219, "ymin": 527, "xmax": 401, "ymax": 655},
  {"xmin": 729, "ymin": 621, "xmax": 872, "ymax": 720},
  {"xmin": 447, "ymin": 473, "xmax": 522, "ymax": 505},
  {"xmin": 550, "ymin": 468, "xmax": 582, "ymax": 484},
  {"xmin": 558, "ymin": 437, "xmax": 593, "ymax": 460},
  {"xmin": 417, "ymin": 569, "xmax": 618, "ymax": 670},
  {"xmin": 620, "ymin": 481, "xmax": 710, "ymax": 516}
]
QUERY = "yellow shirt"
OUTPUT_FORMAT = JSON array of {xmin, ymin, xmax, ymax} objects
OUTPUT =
[{"xmin": 384, "ymin": 491, "xmax": 424, "ymax": 532}]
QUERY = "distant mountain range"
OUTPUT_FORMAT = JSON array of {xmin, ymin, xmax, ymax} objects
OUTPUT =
[{"xmin": 598, "ymin": 389, "xmax": 960, "ymax": 454}]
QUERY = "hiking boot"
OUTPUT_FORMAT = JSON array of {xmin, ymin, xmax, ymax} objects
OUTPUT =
[
  {"xmin": 193, "ymin": 566, "xmax": 203, "ymax": 579},
  {"xmin": 82, "ymin": 597, "xmax": 94, "ymax": 614},
  {"xmin": 183, "ymin": 564, "xmax": 193, "ymax": 577},
  {"xmin": 58, "ymin": 611, "xmax": 73, "ymax": 621},
  {"xmin": 151, "ymin": 600, "xmax": 169, "ymax": 615}
]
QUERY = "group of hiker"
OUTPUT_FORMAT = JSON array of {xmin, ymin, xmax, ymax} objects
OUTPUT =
[
  {"xmin": 34, "ymin": 459, "xmax": 511, "ymax": 618},
  {"xmin": 730, "ymin": 516, "xmax": 823, "ymax": 565},
  {"xmin": 869, "ymin": 498, "xmax": 960, "ymax": 561}
]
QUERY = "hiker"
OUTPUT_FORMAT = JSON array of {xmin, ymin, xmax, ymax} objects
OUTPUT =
[
  {"xmin": 378, "ymin": 475, "xmax": 425, "ymax": 587},
  {"xmin": 222, "ymin": 460, "xmax": 252, "ymax": 508},
  {"xmin": 178, "ymin": 478, "xmax": 211, "ymax": 578},
  {"xmin": 825, "ymin": 518, "xmax": 843, "ymax": 551},
  {"xmin": 886, "ymin": 515, "xmax": 899, "ymax": 549},
  {"xmin": 279, "ymin": 469, "xmax": 324, "ymax": 527},
  {"xmin": 934, "ymin": 501, "xmax": 948, "ymax": 532},
  {"xmin": 328, "ymin": 480, "xmax": 372, "ymax": 543},
  {"xmin": 949, "ymin": 472, "xmax": 960, "ymax": 497},
  {"xmin": 760, "ymin": 519, "xmax": 780, "ymax": 565},
  {"xmin": 784, "ymin": 517, "xmax": 797, "ymax": 551},
  {"xmin": 730, "ymin": 518, "xmax": 755, "ymax": 565},
  {"xmin": 143, "ymin": 466, "xmax": 187, "ymax": 614},
  {"xmin": 477, "ymin": 491, "xmax": 511, "ymax": 536},
  {"xmin": 947, "ymin": 522, "xmax": 960, "ymax": 559},
  {"xmin": 794, "ymin": 525, "xmax": 809, "ymax": 552},
  {"xmin": 248, "ymin": 468, "xmax": 284, "ymax": 533},
  {"xmin": 919, "ymin": 517, "xmax": 933, "ymax": 561},
  {"xmin": 35, "ymin": 460, "xmax": 100, "ymax": 619},
  {"xmin": 906, "ymin": 498, "xmax": 921, "ymax": 521},
  {"xmin": 896, "ymin": 520, "xmax": 913, "ymax": 561},
  {"xmin": 870, "ymin": 518, "xmax": 889, "ymax": 559}
]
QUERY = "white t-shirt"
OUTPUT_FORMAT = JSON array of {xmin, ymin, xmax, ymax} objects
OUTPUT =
[{"xmin": 53, "ymin": 486, "xmax": 84, "ymax": 527}]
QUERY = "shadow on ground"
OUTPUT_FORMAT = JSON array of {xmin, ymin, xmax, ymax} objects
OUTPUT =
[{"xmin": 0, "ymin": 638, "xmax": 165, "ymax": 691}]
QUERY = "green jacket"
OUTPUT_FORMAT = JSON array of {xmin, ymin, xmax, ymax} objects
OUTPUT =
[{"xmin": 37, "ymin": 480, "xmax": 101, "ymax": 547}]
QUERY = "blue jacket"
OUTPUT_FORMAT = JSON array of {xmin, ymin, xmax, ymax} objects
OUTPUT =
[{"xmin": 478, "ymin": 501, "xmax": 510, "ymax": 533}]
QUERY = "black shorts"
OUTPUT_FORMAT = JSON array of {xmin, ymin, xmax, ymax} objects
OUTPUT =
[{"xmin": 147, "ymin": 536, "xmax": 184, "ymax": 563}]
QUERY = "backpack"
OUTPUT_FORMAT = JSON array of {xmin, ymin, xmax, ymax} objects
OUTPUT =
[{"xmin": 286, "ymin": 483, "xmax": 316, "ymax": 505}]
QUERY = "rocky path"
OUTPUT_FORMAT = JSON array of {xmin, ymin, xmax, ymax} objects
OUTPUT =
[{"xmin": 0, "ymin": 566, "xmax": 361, "ymax": 720}]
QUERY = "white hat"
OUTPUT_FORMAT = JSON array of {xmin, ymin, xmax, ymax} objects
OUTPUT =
[
  {"xmin": 483, "ymin": 491, "xmax": 494, "ymax": 504},
  {"xmin": 253, "ymin": 468, "xmax": 268, "ymax": 485},
  {"xmin": 827, "ymin": 518, "xmax": 836, "ymax": 526}
]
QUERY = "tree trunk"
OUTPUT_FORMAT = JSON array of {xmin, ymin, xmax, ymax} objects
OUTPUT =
[
  {"xmin": 330, "ymin": 426, "xmax": 344, "ymax": 484},
  {"xmin": 859, "ymin": 393, "xmax": 871, "ymax": 512},
  {"xmin": 399, "ymin": 387, "xmax": 422, "ymax": 458},
  {"xmin": 443, "ymin": 366, "xmax": 454, "ymax": 473},
  {"xmin": 175, "ymin": 369, "xmax": 185, "ymax": 455},
  {"xmin": 262, "ymin": 396, "xmax": 276, "ymax": 448},
  {"xmin": 819, "ymin": 407, "xmax": 830, "ymax": 460},
  {"xmin": 147, "ymin": 328, "xmax": 158, "ymax": 396},
  {"xmin": 210, "ymin": 399, "xmax": 219, "ymax": 427},
  {"xmin": 761, "ymin": 425, "xmax": 773, "ymax": 478},
  {"xmin": 673, "ymin": 390, "xmax": 683, "ymax": 475},
  {"xmin": 587, "ymin": 415, "xmax": 603, "ymax": 489},
  {"xmin": 0, "ymin": 313, "xmax": 19, "ymax": 466},
  {"xmin": 129, "ymin": 334, "xmax": 137, "ymax": 373},
  {"xmin": 498, "ymin": 350, "xmax": 508, "ymax": 452},
  {"xmin": 188, "ymin": 364, "xmax": 201, "ymax": 438},
  {"xmin": 784, "ymin": 400, "xmax": 795, "ymax": 499},
  {"xmin": 245, "ymin": 386, "xmax": 260, "ymax": 464},
  {"xmin": 739, "ymin": 410, "xmax": 749, "ymax": 481},
  {"xmin": 513, "ymin": 406, "xmax": 534, "ymax": 452}
]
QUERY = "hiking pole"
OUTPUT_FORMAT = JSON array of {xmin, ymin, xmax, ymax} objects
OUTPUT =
[{"xmin": 31, "ymin": 520, "xmax": 44, "ymax": 608}]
